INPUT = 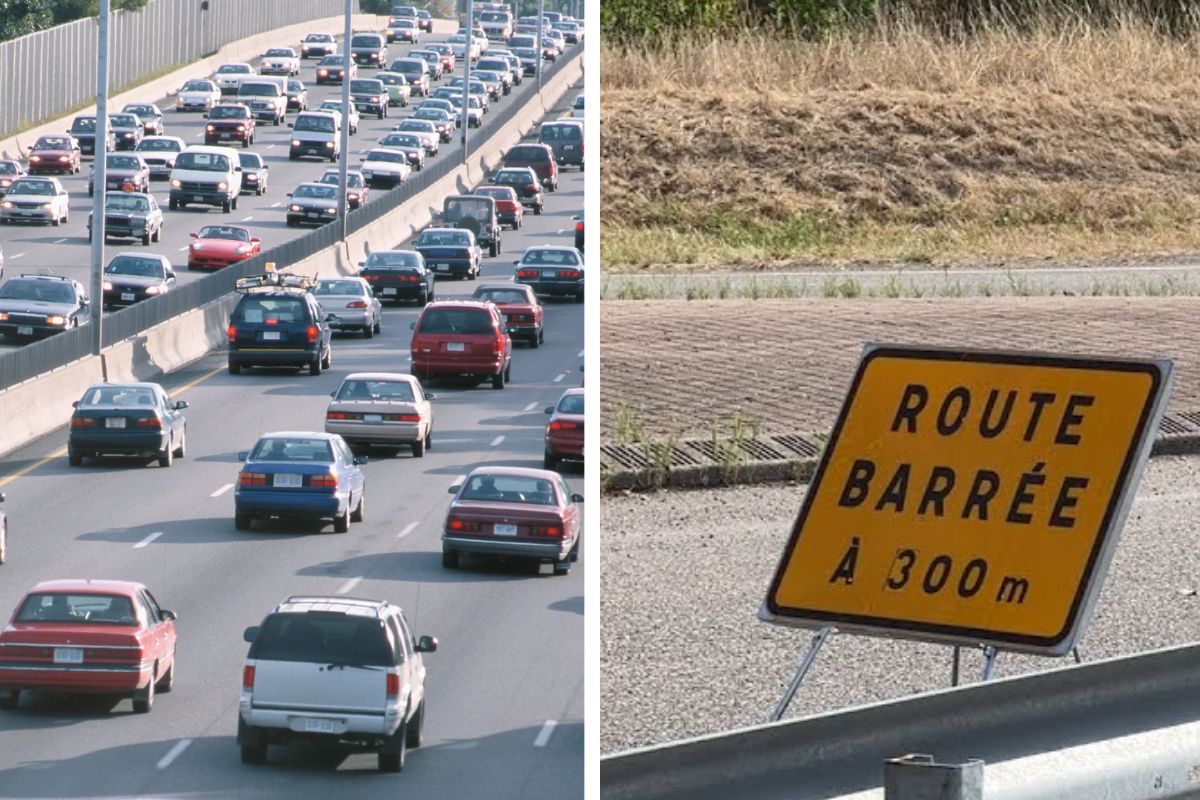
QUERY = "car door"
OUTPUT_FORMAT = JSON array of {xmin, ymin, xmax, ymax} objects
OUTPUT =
[
  {"xmin": 393, "ymin": 612, "xmax": 424, "ymax": 714},
  {"xmin": 136, "ymin": 590, "xmax": 171, "ymax": 667},
  {"xmin": 556, "ymin": 477, "xmax": 581, "ymax": 543},
  {"xmin": 160, "ymin": 389, "xmax": 182, "ymax": 442},
  {"xmin": 334, "ymin": 438, "xmax": 362, "ymax": 501}
]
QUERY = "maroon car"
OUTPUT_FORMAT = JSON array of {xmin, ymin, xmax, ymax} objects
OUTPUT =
[
  {"xmin": 409, "ymin": 300, "xmax": 512, "ymax": 389},
  {"xmin": 441, "ymin": 466, "xmax": 583, "ymax": 575},
  {"xmin": 205, "ymin": 103, "xmax": 256, "ymax": 147},
  {"xmin": 27, "ymin": 136, "xmax": 81, "ymax": 175},
  {"xmin": 474, "ymin": 185, "xmax": 523, "ymax": 229},
  {"xmin": 471, "ymin": 283, "xmax": 542, "ymax": 347},
  {"xmin": 543, "ymin": 388, "xmax": 583, "ymax": 470},
  {"xmin": 500, "ymin": 142, "xmax": 558, "ymax": 192}
]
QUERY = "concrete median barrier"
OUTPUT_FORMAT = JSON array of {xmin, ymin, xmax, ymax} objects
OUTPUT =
[{"xmin": 0, "ymin": 356, "xmax": 105, "ymax": 459}]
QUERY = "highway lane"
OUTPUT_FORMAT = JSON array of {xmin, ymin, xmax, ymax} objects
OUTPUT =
[
  {"xmin": 0, "ymin": 24, "xmax": 584, "ymax": 349},
  {"xmin": 0, "ymin": 126, "xmax": 585, "ymax": 797}
]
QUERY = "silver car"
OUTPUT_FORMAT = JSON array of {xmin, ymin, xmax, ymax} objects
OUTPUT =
[
  {"xmin": 313, "ymin": 277, "xmax": 381, "ymax": 337},
  {"xmin": 324, "ymin": 372, "xmax": 434, "ymax": 456}
]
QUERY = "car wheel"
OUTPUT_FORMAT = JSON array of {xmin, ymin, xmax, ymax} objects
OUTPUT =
[
  {"xmin": 333, "ymin": 506, "xmax": 350, "ymax": 533},
  {"xmin": 142, "ymin": 231, "xmax": 151, "ymax": 245},
  {"xmin": 412, "ymin": 435, "xmax": 425, "ymax": 458},
  {"xmin": 424, "ymin": 429, "xmax": 431, "ymax": 451},
  {"xmin": 0, "ymin": 690, "xmax": 19, "ymax": 710},
  {"xmin": 491, "ymin": 369, "xmax": 504, "ymax": 390},
  {"xmin": 351, "ymin": 491, "xmax": 365, "ymax": 522},
  {"xmin": 538, "ymin": 327, "xmax": 544, "ymax": 344},
  {"xmin": 321, "ymin": 344, "xmax": 332, "ymax": 369},
  {"xmin": 68, "ymin": 449, "xmax": 83, "ymax": 466},
  {"xmin": 158, "ymin": 442, "xmax": 173, "ymax": 468},
  {"xmin": 553, "ymin": 557, "xmax": 571, "ymax": 576},
  {"xmin": 534, "ymin": 204, "xmax": 542, "ymax": 215},
  {"xmin": 239, "ymin": 718, "xmax": 268, "ymax": 764},
  {"xmin": 406, "ymin": 701, "xmax": 424, "ymax": 748},
  {"xmin": 417, "ymin": 289, "xmax": 428, "ymax": 305},
  {"xmin": 153, "ymin": 225, "xmax": 161, "ymax": 242},
  {"xmin": 489, "ymin": 240, "xmax": 498, "ymax": 258},
  {"xmin": 329, "ymin": 153, "xmax": 337, "ymax": 163},
  {"xmin": 514, "ymin": 216, "xmax": 521, "ymax": 229},
  {"xmin": 379, "ymin": 718, "xmax": 407, "ymax": 772},
  {"xmin": 575, "ymin": 291, "xmax": 584, "ymax": 304},
  {"xmin": 234, "ymin": 511, "xmax": 251, "ymax": 531},
  {"xmin": 504, "ymin": 360, "xmax": 511, "ymax": 383},
  {"xmin": 309, "ymin": 354, "xmax": 322, "ymax": 376},
  {"xmin": 373, "ymin": 317, "xmax": 382, "ymax": 334},
  {"xmin": 132, "ymin": 667, "xmax": 155, "ymax": 712},
  {"xmin": 222, "ymin": 198, "xmax": 231, "ymax": 213},
  {"xmin": 174, "ymin": 430, "xmax": 186, "ymax": 458},
  {"xmin": 441, "ymin": 548, "xmax": 459, "ymax": 569},
  {"xmin": 544, "ymin": 452, "xmax": 557, "ymax": 470},
  {"xmin": 228, "ymin": 360, "xmax": 241, "ymax": 375},
  {"xmin": 232, "ymin": 196, "xmax": 239, "ymax": 210},
  {"xmin": 362, "ymin": 322, "xmax": 373, "ymax": 339},
  {"xmin": 156, "ymin": 652, "xmax": 175, "ymax": 692}
]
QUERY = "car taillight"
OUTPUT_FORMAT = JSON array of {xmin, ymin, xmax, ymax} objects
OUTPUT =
[
  {"xmin": 549, "ymin": 420, "xmax": 579, "ymax": 431},
  {"xmin": 517, "ymin": 269, "xmax": 538, "ymax": 277},
  {"xmin": 71, "ymin": 416, "xmax": 96, "ymax": 428},
  {"xmin": 363, "ymin": 274, "xmax": 377, "ymax": 282},
  {"xmin": 575, "ymin": 222, "xmax": 583, "ymax": 233},
  {"xmin": 227, "ymin": 325, "xmax": 238, "ymax": 343},
  {"xmin": 346, "ymin": 300, "xmax": 368, "ymax": 309},
  {"xmin": 384, "ymin": 413, "xmax": 421, "ymax": 422},
  {"xmin": 533, "ymin": 524, "xmax": 564, "ymax": 537},
  {"xmin": 386, "ymin": 672, "xmax": 400, "ymax": 697},
  {"xmin": 326, "ymin": 411, "xmax": 363, "ymax": 421},
  {"xmin": 307, "ymin": 325, "xmax": 319, "ymax": 343},
  {"xmin": 309, "ymin": 473, "xmax": 338, "ymax": 488},
  {"xmin": 243, "ymin": 664, "xmax": 256, "ymax": 689},
  {"xmin": 135, "ymin": 416, "xmax": 162, "ymax": 428},
  {"xmin": 560, "ymin": 271, "xmax": 581, "ymax": 279},
  {"xmin": 446, "ymin": 517, "xmax": 480, "ymax": 532},
  {"xmin": 239, "ymin": 472, "xmax": 267, "ymax": 486},
  {"xmin": 492, "ymin": 336, "xmax": 505, "ymax": 353},
  {"xmin": 526, "ymin": 184, "xmax": 538, "ymax": 192}
]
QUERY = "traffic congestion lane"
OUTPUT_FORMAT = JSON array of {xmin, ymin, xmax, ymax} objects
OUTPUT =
[
  {"xmin": 0, "ymin": 150, "xmax": 584, "ymax": 797},
  {"xmin": 0, "ymin": 28, "xmax": 583, "ymax": 349}
]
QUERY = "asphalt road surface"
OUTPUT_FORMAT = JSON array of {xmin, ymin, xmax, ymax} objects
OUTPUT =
[{"xmin": 0, "ymin": 83, "xmax": 585, "ymax": 800}]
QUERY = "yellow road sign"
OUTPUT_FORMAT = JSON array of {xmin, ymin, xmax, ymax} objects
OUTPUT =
[{"xmin": 760, "ymin": 346, "xmax": 1172, "ymax": 654}]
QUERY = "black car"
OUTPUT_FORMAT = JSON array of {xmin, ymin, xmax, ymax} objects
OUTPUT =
[
  {"xmin": 238, "ymin": 152, "xmax": 269, "ymax": 195},
  {"xmin": 109, "ymin": 113, "xmax": 145, "ymax": 150},
  {"xmin": 350, "ymin": 32, "xmax": 388, "ymax": 67},
  {"xmin": 227, "ymin": 274, "xmax": 333, "ymax": 375},
  {"xmin": 514, "ymin": 246, "xmax": 585, "ymax": 303},
  {"xmin": 286, "ymin": 182, "xmax": 341, "ymax": 227},
  {"xmin": 358, "ymin": 249, "xmax": 435, "ymax": 305},
  {"xmin": 413, "ymin": 228, "xmax": 481, "ymax": 280},
  {"xmin": 316, "ymin": 55, "xmax": 351, "ymax": 85},
  {"xmin": 69, "ymin": 115, "xmax": 115, "ymax": 157},
  {"xmin": 443, "ymin": 195, "xmax": 500, "ymax": 257},
  {"xmin": 122, "ymin": 103, "xmax": 165, "ymax": 136},
  {"xmin": 67, "ymin": 382, "xmax": 188, "ymax": 468},
  {"xmin": 102, "ymin": 253, "xmax": 176, "ymax": 308},
  {"xmin": 491, "ymin": 167, "xmax": 543, "ymax": 214},
  {"xmin": 285, "ymin": 79, "xmax": 309, "ymax": 112},
  {"xmin": 0, "ymin": 274, "xmax": 91, "ymax": 339},
  {"xmin": 574, "ymin": 210, "xmax": 584, "ymax": 252}
]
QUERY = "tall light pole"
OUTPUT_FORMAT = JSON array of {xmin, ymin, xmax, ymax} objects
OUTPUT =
[
  {"xmin": 89, "ymin": 0, "xmax": 111, "ymax": 356},
  {"xmin": 338, "ymin": 0, "xmax": 352, "ymax": 243},
  {"xmin": 536, "ymin": 0, "xmax": 544, "ymax": 92},
  {"xmin": 461, "ymin": 0, "xmax": 472, "ymax": 163}
]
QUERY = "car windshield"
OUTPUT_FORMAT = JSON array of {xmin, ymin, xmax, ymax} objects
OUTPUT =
[
  {"xmin": 218, "ymin": 64, "xmax": 250, "ymax": 74},
  {"xmin": 558, "ymin": 394, "xmax": 584, "ymax": 414},
  {"xmin": 0, "ymin": 162, "xmax": 17, "ymax": 175},
  {"xmin": 315, "ymin": 280, "xmax": 366, "ymax": 296},
  {"xmin": 480, "ymin": 11, "xmax": 506, "ymax": 21},
  {"xmin": 522, "ymin": 249, "xmax": 579, "ymax": 266},
  {"xmin": 460, "ymin": 474, "xmax": 557, "ymax": 505},
  {"xmin": 513, "ymin": 47, "xmax": 537, "ymax": 59},
  {"xmin": 266, "ymin": 48, "xmax": 293, "ymax": 57},
  {"xmin": 238, "ymin": 153, "xmax": 263, "ymax": 168},
  {"xmin": 110, "ymin": 115, "xmax": 138, "ymax": 128},
  {"xmin": 33, "ymin": 138, "xmax": 70, "ymax": 150},
  {"xmin": 320, "ymin": 101, "xmax": 348, "ymax": 113},
  {"xmin": 295, "ymin": 184, "xmax": 337, "ymax": 199},
  {"xmin": 249, "ymin": 437, "xmax": 334, "ymax": 462},
  {"xmin": 399, "ymin": 120, "xmax": 434, "ymax": 132},
  {"xmin": 8, "ymin": 179, "xmax": 55, "ymax": 195},
  {"xmin": 476, "ymin": 187, "xmax": 514, "ymax": 201},
  {"xmin": 175, "ymin": 152, "xmax": 230, "ymax": 171},
  {"xmin": 252, "ymin": 613, "xmax": 393, "ymax": 665},
  {"xmin": 475, "ymin": 288, "xmax": 529, "ymax": 304},
  {"xmin": 378, "ymin": 73, "xmax": 403, "ymax": 85},
  {"xmin": 208, "ymin": 106, "xmax": 246, "ymax": 119},
  {"xmin": 16, "ymin": 593, "xmax": 138, "ymax": 625},
  {"xmin": 415, "ymin": 110, "xmax": 446, "ymax": 121},
  {"xmin": 294, "ymin": 115, "xmax": 335, "ymax": 133},
  {"xmin": 71, "ymin": 118, "xmax": 97, "ymax": 132},
  {"xmin": 394, "ymin": 61, "xmax": 423, "ymax": 75},
  {"xmin": 495, "ymin": 170, "xmax": 533, "ymax": 185},
  {"xmin": 319, "ymin": 172, "xmax": 361, "ymax": 186},
  {"xmin": 318, "ymin": 55, "xmax": 345, "ymax": 66},
  {"xmin": 367, "ymin": 150, "xmax": 404, "ymax": 163},
  {"xmin": 182, "ymin": 80, "xmax": 214, "ymax": 92},
  {"xmin": 198, "ymin": 225, "xmax": 249, "ymax": 241},
  {"xmin": 506, "ymin": 145, "xmax": 548, "ymax": 162},
  {"xmin": 351, "ymin": 35, "xmax": 380, "ymax": 47},
  {"xmin": 240, "ymin": 84, "xmax": 279, "ymax": 96},
  {"xmin": 0, "ymin": 279, "xmax": 75, "ymax": 303},
  {"xmin": 107, "ymin": 155, "xmax": 140, "ymax": 169},
  {"xmin": 444, "ymin": 198, "xmax": 491, "ymax": 222},
  {"xmin": 138, "ymin": 139, "xmax": 180, "ymax": 151},
  {"xmin": 365, "ymin": 251, "xmax": 420, "ymax": 268},
  {"xmin": 351, "ymin": 80, "xmax": 381, "ymax": 93},
  {"xmin": 236, "ymin": 296, "xmax": 305, "ymax": 323},
  {"xmin": 418, "ymin": 307, "xmax": 492, "ymax": 334},
  {"xmin": 382, "ymin": 134, "xmax": 420, "ymax": 148},
  {"xmin": 288, "ymin": 80, "xmax": 304, "ymax": 91},
  {"xmin": 392, "ymin": 20, "xmax": 415, "ymax": 28},
  {"xmin": 105, "ymin": 195, "xmax": 150, "ymax": 212},
  {"xmin": 305, "ymin": 34, "xmax": 333, "ymax": 42},
  {"xmin": 105, "ymin": 256, "xmax": 164, "ymax": 277},
  {"xmin": 125, "ymin": 105, "xmax": 155, "ymax": 116},
  {"xmin": 418, "ymin": 230, "xmax": 469, "ymax": 247}
]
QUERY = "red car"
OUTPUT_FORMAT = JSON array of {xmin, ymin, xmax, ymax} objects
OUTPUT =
[
  {"xmin": 441, "ymin": 466, "xmax": 583, "ymax": 574},
  {"xmin": 544, "ymin": 388, "xmax": 584, "ymax": 470},
  {"xmin": 27, "ymin": 135, "xmax": 81, "ymax": 175},
  {"xmin": 205, "ymin": 103, "xmax": 256, "ymax": 147},
  {"xmin": 474, "ymin": 185, "xmax": 523, "ymax": 229},
  {"xmin": 0, "ymin": 579, "xmax": 177, "ymax": 713},
  {"xmin": 187, "ymin": 224, "xmax": 262, "ymax": 271},
  {"xmin": 410, "ymin": 300, "xmax": 512, "ymax": 389},
  {"xmin": 471, "ymin": 283, "xmax": 542, "ymax": 347}
]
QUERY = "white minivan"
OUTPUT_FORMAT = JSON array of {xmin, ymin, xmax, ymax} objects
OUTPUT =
[
  {"xmin": 288, "ymin": 110, "xmax": 341, "ymax": 162},
  {"xmin": 168, "ymin": 145, "xmax": 243, "ymax": 212},
  {"xmin": 236, "ymin": 77, "xmax": 288, "ymax": 125}
]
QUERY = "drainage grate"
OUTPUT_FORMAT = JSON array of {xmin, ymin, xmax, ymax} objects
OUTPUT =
[
  {"xmin": 771, "ymin": 434, "xmax": 822, "ymax": 458},
  {"xmin": 1176, "ymin": 410, "xmax": 1200, "ymax": 429},
  {"xmin": 1158, "ymin": 413, "xmax": 1193, "ymax": 436},
  {"xmin": 739, "ymin": 438, "xmax": 788, "ymax": 461},
  {"xmin": 601, "ymin": 444, "xmax": 647, "ymax": 470}
]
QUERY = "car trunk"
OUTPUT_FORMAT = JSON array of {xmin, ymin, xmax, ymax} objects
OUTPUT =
[
  {"xmin": 240, "ymin": 460, "xmax": 336, "ymax": 491},
  {"xmin": 251, "ymin": 659, "xmax": 387, "ymax": 715},
  {"xmin": 73, "ymin": 405, "xmax": 160, "ymax": 431},
  {"xmin": 451, "ymin": 500, "xmax": 565, "ymax": 540}
]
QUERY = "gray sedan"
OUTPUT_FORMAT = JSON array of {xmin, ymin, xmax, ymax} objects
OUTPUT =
[{"xmin": 313, "ymin": 277, "xmax": 382, "ymax": 337}]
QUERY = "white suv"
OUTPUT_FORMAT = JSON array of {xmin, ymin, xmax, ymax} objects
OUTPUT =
[{"xmin": 238, "ymin": 596, "xmax": 437, "ymax": 772}]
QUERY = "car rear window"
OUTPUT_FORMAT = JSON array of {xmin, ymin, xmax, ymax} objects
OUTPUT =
[
  {"xmin": 505, "ymin": 145, "xmax": 550, "ymax": 163},
  {"xmin": 234, "ymin": 296, "xmax": 307, "ymax": 323},
  {"xmin": 315, "ymin": 280, "xmax": 366, "ymax": 296},
  {"xmin": 79, "ymin": 384, "xmax": 158, "ymax": 406},
  {"xmin": 475, "ymin": 288, "xmax": 529, "ymax": 304},
  {"xmin": 444, "ymin": 198, "xmax": 492, "ymax": 222},
  {"xmin": 417, "ymin": 308, "xmax": 494, "ymax": 335},
  {"xmin": 558, "ymin": 394, "xmax": 584, "ymax": 414},
  {"xmin": 16, "ymin": 593, "xmax": 137, "ymax": 624},
  {"xmin": 252, "ymin": 613, "xmax": 395, "ymax": 665},
  {"xmin": 336, "ymin": 379, "xmax": 414, "ymax": 401},
  {"xmin": 250, "ymin": 437, "xmax": 334, "ymax": 462},
  {"xmin": 540, "ymin": 124, "xmax": 582, "ymax": 142},
  {"xmin": 460, "ymin": 474, "xmax": 557, "ymax": 505}
]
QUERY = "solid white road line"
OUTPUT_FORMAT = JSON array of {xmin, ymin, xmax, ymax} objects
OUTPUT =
[
  {"xmin": 490, "ymin": 435, "xmax": 504, "ymax": 447},
  {"xmin": 177, "ymin": 246, "xmax": 188, "ymax": 252},
  {"xmin": 337, "ymin": 576, "xmax": 363, "ymax": 595},
  {"xmin": 398, "ymin": 521, "xmax": 418, "ymax": 540},
  {"xmin": 10, "ymin": 253, "xmax": 24, "ymax": 260},
  {"xmin": 242, "ymin": 215, "xmax": 254, "ymax": 221},
  {"xmin": 265, "ymin": 144, "xmax": 276, "ymax": 150},
  {"xmin": 156, "ymin": 738, "xmax": 192, "ymax": 769},
  {"xmin": 52, "ymin": 238, "xmax": 67, "ymax": 244},
  {"xmin": 533, "ymin": 720, "xmax": 557, "ymax": 747},
  {"xmin": 271, "ymin": 202, "xmax": 282, "ymax": 207},
  {"xmin": 524, "ymin": 401, "xmax": 538, "ymax": 412},
  {"xmin": 577, "ymin": 350, "xmax": 584, "ymax": 358},
  {"xmin": 134, "ymin": 531, "xmax": 163, "ymax": 549},
  {"xmin": 210, "ymin": 482, "xmax": 234, "ymax": 497},
  {"xmin": 554, "ymin": 373, "xmax": 565, "ymax": 383}
]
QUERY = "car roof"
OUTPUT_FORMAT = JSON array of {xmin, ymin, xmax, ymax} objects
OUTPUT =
[
  {"xmin": 523, "ymin": 245, "xmax": 578, "ymax": 253},
  {"xmin": 342, "ymin": 371, "xmax": 419, "ymax": 382},
  {"xmin": 27, "ymin": 579, "xmax": 145, "ymax": 595},
  {"xmin": 559, "ymin": 387, "xmax": 584, "ymax": 398},
  {"xmin": 275, "ymin": 595, "xmax": 391, "ymax": 617},
  {"xmin": 464, "ymin": 465, "xmax": 564, "ymax": 480},
  {"xmin": 475, "ymin": 282, "xmax": 532, "ymax": 295},
  {"xmin": 423, "ymin": 299, "xmax": 493, "ymax": 310},
  {"xmin": 84, "ymin": 380, "xmax": 164, "ymax": 390},
  {"xmin": 258, "ymin": 431, "xmax": 339, "ymax": 441}
]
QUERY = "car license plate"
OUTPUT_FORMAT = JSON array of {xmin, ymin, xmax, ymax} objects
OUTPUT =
[
  {"xmin": 16, "ymin": 326, "xmax": 32, "ymax": 336},
  {"xmin": 564, "ymin": 144, "xmax": 574, "ymax": 151},
  {"xmin": 303, "ymin": 717, "xmax": 336, "ymax": 733},
  {"xmin": 193, "ymin": 195, "xmax": 204, "ymax": 202},
  {"xmin": 262, "ymin": 331, "xmax": 280, "ymax": 341},
  {"xmin": 383, "ymin": 288, "xmax": 397, "ymax": 295},
  {"xmin": 307, "ymin": 212, "xmax": 320, "ymax": 218},
  {"xmin": 273, "ymin": 473, "xmax": 302, "ymax": 488},
  {"xmin": 494, "ymin": 523, "xmax": 517, "ymax": 536},
  {"xmin": 435, "ymin": 264, "xmax": 450, "ymax": 272},
  {"xmin": 447, "ymin": 342, "xmax": 465, "ymax": 352},
  {"xmin": 106, "ymin": 417, "xmax": 127, "ymax": 428},
  {"xmin": 53, "ymin": 647, "xmax": 84, "ymax": 664},
  {"xmin": 121, "ymin": 293, "xmax": 135, "ymax": 302},
  {"xmin": 364, "ymin": 414, "xmax": 382, "ymax": 423}
]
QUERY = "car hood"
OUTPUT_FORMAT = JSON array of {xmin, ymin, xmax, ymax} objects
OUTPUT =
[
  {"xmin": 29, "ymin": 150, "xmax": 72, "ymax": 159},
  {"xmin": 97, "ymin": 167, "xmax": 142, "ymax": 178},
  {"xmin": 179, "ymin": 91, "xmax": 214, "ymax": 100},
  {"xmin": 327, "ymin": 399, "xmax": 420, "ymax": 413},
  {"xmin": 293, "ymin": 197, "xmax": 338, "ymax": 209},
  {"xmin": 0, "ymin": 298, "xmax": 77, "ymax": 314},
  {"xmin": 192, "ymin": 238, "xmax": 252, "ymax": 253},
  {"xmin": 106, "ymin": 274, "xmax": 165, "ymax": 288},
  {"xmin": 3, "ymin": 192, "xmax": 56, "ymax": 203},
  {"xmin": 362, "ymin": 160, "xmax": 407, "ymax": 172},
  {"xmin": 208, "ymin": 118, "xmax": 250, "ymax": 126},
  {"xmin": 417, "ymin": 245, "xmax": 471, "ymax": 256}
]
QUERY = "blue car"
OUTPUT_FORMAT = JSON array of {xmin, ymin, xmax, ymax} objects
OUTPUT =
[{"xmin": 234, "ymin": 432, "xmax": 366, "ymax": 532}]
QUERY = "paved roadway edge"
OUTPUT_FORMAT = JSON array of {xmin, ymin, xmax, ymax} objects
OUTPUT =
[{"xmin": 0, "ymin": 51, "xmax": 584, "ymax": 460}]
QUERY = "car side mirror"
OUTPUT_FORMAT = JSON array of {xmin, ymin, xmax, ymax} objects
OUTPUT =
[
  {"xmin": 243, "ymin": 626, "xmax": 259, "ymax": 643},
  {"xmin": 324, "ymin": 313, "xmax": 337, "ymax": 322},
  {"xmin": 571, "ymin": 493, "xmax": 584, "ymax": 503},
  {"xmin": 161, "ymin": 609, "xmax": 177, "ymax": 621},
  {"xmin": 174, "ymin": 400, "xmax": 188, "ymax": 409},
  {"xmin": 353, "ymin": 455, "xmax": 368, "ymax": 465},
  {"xmin": 425, "ymin": 393, "xmax": 436, "ymax": 400},
  {"xmin": 329, "ymin": 391, "xmax": 337, "ymax": 398},
  {"xmin": 512, "ymin": 260, "xmax": 520, "ymax": 265},
  {"xmin": 234, "ymin": 166, "xmax": 242, "ymax": 172},
  {"xmin": 409, "ymin": 322, "xmax": 416, "ymax": 330},
  {"xmin": 286, "ymin": 192, "xmax": 293, "ymax": 197},
  {"xmin": 202, "ymin": 113, "xmax": 208, "ymax": 118},
  {"xmin": 415, "ymin": 635, "xmax": 438, "ymax": 653},
  {"xmin": 72, "ymin": 400, "xmax": 80, "ymax": 407},
  {"xmin": 237, "ymin": 451, "xmax": 249, "ymax": 461},
  {"xmin": 544, "ymin": 406, "xmax": 553, "ymax": 415},
  {"xmin": 286, "ymin": 122, "xmax": 294, "ymax": 128},
  {"xmin": 448, "ymin": 485, "xmax": 460, "ymax": 494}
]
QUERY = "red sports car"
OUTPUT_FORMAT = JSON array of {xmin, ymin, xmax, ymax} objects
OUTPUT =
[
  {"xmin": 27, "ymin": 136, "xmax": 81, "ymax": 175},
  {"xmin": 0, "ymin": 579, "xmax": 177, "ymax": 713},
  {"xmin": 471, "ymin": 283, "xmax": 543, "ymax": 347},
  {"xmin": 187, "ymin": 224, "xmax": 262, "ymax": 271},
  {"xmin": 441, "ymin": 466, "xmax": 583, "ymax": 575},
  {"xmin": 543, "ymin": 387, "xmax": 583, "ymax": 470}
]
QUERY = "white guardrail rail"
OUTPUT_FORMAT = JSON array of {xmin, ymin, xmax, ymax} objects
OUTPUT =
[{"xmin": 600, "ymin": 642, "xmax": 1200, "ymax": 800}]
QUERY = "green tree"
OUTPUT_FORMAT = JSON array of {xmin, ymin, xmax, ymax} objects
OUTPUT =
[{"xmin": 0, "ymin": 0, "xmax": 54, "ymax": 40}]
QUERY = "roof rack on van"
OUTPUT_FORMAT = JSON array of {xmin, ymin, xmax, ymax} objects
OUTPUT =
[{"xmin": 235, "ymin": 272, "xmax": 314, "ymax": 294}]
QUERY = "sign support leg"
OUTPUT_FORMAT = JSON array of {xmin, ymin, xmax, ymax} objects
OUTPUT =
[
  {"xmin": 951, "ymin": 645, "xmax": 961, "ymax": 687},
  {"xmin": 770, "ymin": 627, "xmax": 834, "ymax": 722},
  {"xmin": 1072, "ymin": 646, "xmax": 1082, "ymax": 664},
  {"xmin": 980, "ymin": 645, "xmax": 999, "ymax": 681}
]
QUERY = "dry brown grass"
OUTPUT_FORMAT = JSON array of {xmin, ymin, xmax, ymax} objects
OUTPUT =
[{"xmin": 601, "ymin": 18, "xmax": 1200, "ymax": 270}]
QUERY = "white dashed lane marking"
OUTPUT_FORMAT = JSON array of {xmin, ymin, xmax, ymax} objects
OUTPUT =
[
  {"xmin": 337, "ymin": 576, "xmax": 363, "ymax": 595},
  {"xmin": 156, "ymin": 738, "xmax": 192, "ymax": 769},
  {"xmin": 134, "ymin": 531, "xmax": 163, "ymax": 549},
  {"xmin": 490, "ymin": 435, "xmax": 504, "ymax": 447},
  {"xmin": 524, "ymin": 402, "xmax": 538, "ymax": 412},
  {"xmin": 554, "ymin": 373, "xmax": 565, "ymax": 383},
  {"xmin": 533, "ymin": 720, "xmax": 557, "ymax": 747},
  {"xmin": 398, "ymin": 521, "xmax": 418, "ymax": 540},
  {"xmin": 210, "ymin": 483, "xmax": 234, "ymax": 497}
]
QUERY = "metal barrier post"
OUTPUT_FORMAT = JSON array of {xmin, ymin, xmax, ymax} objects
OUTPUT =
[{"xmin": 884, "ymin": 754, "xmax": 984, "ymax": 800}]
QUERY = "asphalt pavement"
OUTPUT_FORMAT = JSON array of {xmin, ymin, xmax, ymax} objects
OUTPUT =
[{"xmin": 0, "ymin": 41, "xmax": 586, "ymax": 799}]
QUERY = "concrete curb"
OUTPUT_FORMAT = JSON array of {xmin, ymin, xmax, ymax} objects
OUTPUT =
[{"xmin": 0, "ymin": 15, "xmax": 458, "ymax": 160}]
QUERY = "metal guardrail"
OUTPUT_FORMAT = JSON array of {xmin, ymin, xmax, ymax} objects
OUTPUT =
[
  {"xmin": 0, "ymin": 50, "xmax": 579, "ymax": 390},
  {"xmin": 600, "ymin": 642, "xmax": 1200, "ymax": 800}
]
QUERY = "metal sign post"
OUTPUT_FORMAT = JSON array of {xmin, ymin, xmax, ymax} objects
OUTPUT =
[
  {"xmin": 89, "ymin": 0, "xmax": 111, "ymax": 356},
  {"xmin": 337, "ymin": 0, "xmax": 351, "ymax": 243}
]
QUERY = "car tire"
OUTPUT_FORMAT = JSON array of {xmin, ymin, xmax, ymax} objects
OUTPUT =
[
  {"xmin": 441, "ymin": 548, "xmax": 459, "ymax": 569},
  {"xmin": 0, "ymin": 690, "xmax": 19, "ymax": 710},
  {"xmin": 156, "ymin": 653, "xmax": 175, "ymax": 692},
  {"xmin": 321, "ymin": 345, "xmax": 332, "ymax": 370},
  {"xmin": 222, "ymin": 198, "xmax": 231, "ymax": 213},
  {"xmin": 362, "ymin": 322, "xmax": 374, "ymax": 339},
  {"xmin": 68, "ymin": 449, "xmax": 83, "ymax": 466},
  {"xmin": 0, "ymin": 519, "xmax": 6, "ymax": 565},
  {"xmin": 142, "ymin": 231, "xmax": 151, "ymax": 246},
  {"xmin": 544, "ymin": 452, "xmax": 557, "ymax": 470},
  {"xmin": 309, "ymin": 354, "xmax": 322, "ymax": 376},
  {"xmin": 232, "ymin": 196, "xmax": 239, "ymax": 211},
  {"xmin": 168, "ymin": 197, "xmax": 177, "ymax": 210},
  {"xmin": 575, "ymin": 291, "xmax": 584, "ymax": 304},
  {"xmin": 158, "ymin": 443, "xmax": 173, "ymax": 468},
  {"xmin": 351, "ymin": 492, "xmax": 365, "ymax": 522},
  {"xmin": 373, "ymin": 317, "xmax": 382, "ymax": 334},
  {"xmin": 333, "ymin": 506, "xmax": 350, "ymax": 533},
  {"xmin": 416, "ymin": 289, "xmax": 428, "ymax": 305},
  {"xmin": 153, "ymin": 226, "xmax": 161, "ymax": 242},
  {"xmin": 239, "ymin": 718, "xmax": 268, "ymax": 764},
  {"xmin": 412, "ymin": 436, "xmax": 425, "ymax": 458},
  {"xmin": 406, "ymin": 701, "xmax": 424, "ymax": 748},
  {"xmin": 491, "ymin": 369, "xmax": 504, "ymax": 390},
  {"xmin": 228, "ymin": 360, "xmax": 241, "ymax": 375},
  {"xmin": 553, "ymin": 558, "xmax": 571, "ymax": 576},
  {"xmin": 234, "ymin": 512, "xmax": 251, "ymax": 531},
  {"xmin": 538, "ymin": 327, "xmax": 544, "ymax": 344},
  {"xmin": 379, "ymin": 719, "xmax": 407, "ymax": 772},
  {"xmin": 504, "ymin": 360, "xmax": 511, "ymax": 383},
  {"xmin": 489, "ymin": 240, "xmax": 499, "ymax": 258},
  {"xmin": 534, "ymin": 204, "xmax": 542, "ymax": 215},
  {"xmin": 132, "ymin": 668, "xmax": 155, "ymax": 713}
]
